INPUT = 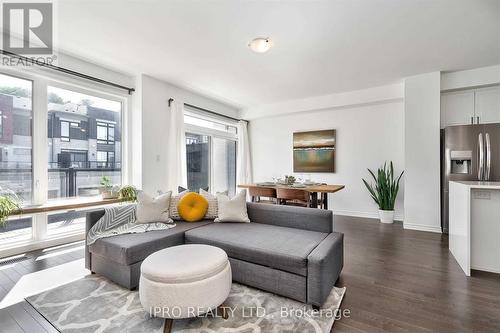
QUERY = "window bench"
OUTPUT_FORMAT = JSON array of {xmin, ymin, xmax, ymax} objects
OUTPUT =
[
  {"xmin": 1, "ymin": 197, "xmax": 130, "ymax": 258},
  {"xmin": 12, "ymin": 197, "xmax": 128, "ymax": 215}
]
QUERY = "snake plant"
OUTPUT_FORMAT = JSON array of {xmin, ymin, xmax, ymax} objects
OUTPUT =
[{"xmin": 362, "ymin": 162, "xmax": 404, "ymax": 211}]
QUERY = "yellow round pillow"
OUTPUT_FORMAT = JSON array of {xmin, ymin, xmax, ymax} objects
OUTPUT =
[{"xmin": 177, "ymin": 192, "xmax": 209, "ymax": 222}]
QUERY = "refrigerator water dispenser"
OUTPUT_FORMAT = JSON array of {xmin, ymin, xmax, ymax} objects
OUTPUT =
[{"xmin": 450, "ymin": 150, "xmax": 472, "ymax": 174}]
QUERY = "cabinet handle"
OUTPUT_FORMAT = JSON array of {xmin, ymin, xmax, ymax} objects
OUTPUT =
[
  {"xmin": 477, "ymin": 116, "xmax": 480, "ymax": 124},
  {"xmin": 471, "ymin": 116, "xmax": 474, "ymax": 124}
]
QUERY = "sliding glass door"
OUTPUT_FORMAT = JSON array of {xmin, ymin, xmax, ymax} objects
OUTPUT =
[
  {"xmin": 184, "ymin": 110, "xmax": 237, "ymax": 195},
  {"xmin": 186, "ymin": 133, "xmax": 210, "ymax": 191},
  {"xmin": 212, "ymin": 137, "xmax": 236, "ymax": 196}
]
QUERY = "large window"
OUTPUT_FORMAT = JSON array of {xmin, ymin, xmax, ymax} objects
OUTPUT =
[
  {"xmin": 0, "ymin": 73, "xmax": 33, "ymax": 246},
  {"xmin": 0, "ymin": 73, "xmax": 33, "ymax": 203},
  {"xmin": 0, "ymin": 70, "xmax": 128, "ymax": 254},
  {"xmin": 48, "ymin": 86, "xmax": 122, "ymax": 199},
  {"xmin": 185, "ymin": 109, "xmax": 237, "ymax": 196}
]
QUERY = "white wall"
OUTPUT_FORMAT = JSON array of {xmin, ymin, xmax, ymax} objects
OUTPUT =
[
  {"xmin": 141, "ymin": 74, "xmax": 239, "ymax": 195},
  {"xmin": 249, "ymin": 100, "xmax": 405, "ymax": 220},
  {"xmin": 404, "ymin": 72, "xmax": 441, "ymax": 233},
  {"xmin": 242, "ymin": 83, "xmax": 403, "ymax": 120},
  {"xmin": 131, "ymin": 75, "xmax": 143, "ymax": 188}
]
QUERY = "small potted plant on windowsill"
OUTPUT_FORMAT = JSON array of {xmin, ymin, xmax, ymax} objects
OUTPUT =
[
  {"xmin": 362, "ymin": 161, "xmax": 403, "ymax": 224},
  {"xmin": 0, "ymin": 189, "xmax": 21, "ymax": 228},
  {"xmin": 100, "ymin": 176, "xmax": 119, "ymax": 199},
  {"xmin": 118, "ymin": 185, "xmax": 138, "ymax": 202}
]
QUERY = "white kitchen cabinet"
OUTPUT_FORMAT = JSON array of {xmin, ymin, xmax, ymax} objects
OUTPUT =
[
  {"xmin": 475, "ymin": 86, "xmax": 500, "ymax": 124},
  {"xmin": 441, "ymin": 86, "xmax": 500, "ymax": 128},
  {"xmin": 441, "ymin": 90, "xmax": 475, "ymax": 128}
]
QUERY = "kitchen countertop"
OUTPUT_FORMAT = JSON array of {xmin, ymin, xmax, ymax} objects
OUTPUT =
[{"xmin": 450, "ymin": 181, "xmax": 500, "ymax": 189}]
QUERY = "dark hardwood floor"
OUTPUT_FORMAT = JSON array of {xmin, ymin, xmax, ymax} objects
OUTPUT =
[
  {"xmin": 333, "ymin": 216, "xmax": 500, "ymax": 332},
  {"xmin": 0, "ymin": 217, "xmax": 499, "ymax": 332},
  {"xmin": 0, "ymin": 242, "xmax": 84, "ymax": 333}
]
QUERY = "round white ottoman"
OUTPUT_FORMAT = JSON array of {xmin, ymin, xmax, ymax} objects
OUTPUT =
[{"xmin": 139, "ymin": 244, "xmax": 232, "ymax": 319}]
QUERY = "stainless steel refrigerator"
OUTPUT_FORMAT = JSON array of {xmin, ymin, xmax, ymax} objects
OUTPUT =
[{"xmin": 441, "ymin": 123, "xmax": 500, "ymax": 233}]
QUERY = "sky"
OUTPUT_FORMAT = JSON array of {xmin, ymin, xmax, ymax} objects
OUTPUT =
[
  {"xmin": 48, "ymin": 86, "xmax": 121, "ymax": 112},
  {"xmin": 0, "ymin": 73, "xmax": 121, "ymax": 112},
  {"xmin": 0, "ymin": 73, "xmax": 31, "ymax": 93}
]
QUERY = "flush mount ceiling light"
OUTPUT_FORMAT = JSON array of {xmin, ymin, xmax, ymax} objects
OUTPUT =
[{"xmin": 248, "ymin": 37, "xmax": 272, "ymax": 53}]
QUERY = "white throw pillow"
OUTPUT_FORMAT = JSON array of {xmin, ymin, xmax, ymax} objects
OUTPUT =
[
  {"xmin": 169, "ymin": 189, "xmax": 189, "ymax": 220},
  {"xmin": 199, "ymin": 188, "xmax": 218, "ymax": 219},
  {"xmin": 215, "ymin": 190, "xmax": 250, "ymax": 223},
  {"xmin": 136, "ymin": 191, "xmax": 173, "ymax": 224}
]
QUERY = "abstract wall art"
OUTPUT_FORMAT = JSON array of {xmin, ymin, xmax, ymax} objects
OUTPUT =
[{"xmin": 293, "ymin": 129, "xmax": 336, "ymax": 173}]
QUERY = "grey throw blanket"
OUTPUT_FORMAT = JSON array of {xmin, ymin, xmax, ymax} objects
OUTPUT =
[{"xmin": 86, "ymin": 204, "xmax": 175, "ymax": 245}]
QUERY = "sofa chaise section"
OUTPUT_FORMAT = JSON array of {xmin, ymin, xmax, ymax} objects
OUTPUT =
[
  {"xmin": 85, "ymin": 216, "xmax": 213, "ymax": 289},
  {"xmin": 185, "ymin": 203, "xmax": 343, "ymax": 306},
  {"xmin": 184, "ymin": 222, "xmax": 328, "ymax": 276},
  {"xmin": 85, "ymin": 202, "xmax": 343, "ymax": 307}
]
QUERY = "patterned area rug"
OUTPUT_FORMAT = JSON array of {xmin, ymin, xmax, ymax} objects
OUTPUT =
[{"xmin": 26, "ymin": 275, "xmax": 345, "ymax": 333}]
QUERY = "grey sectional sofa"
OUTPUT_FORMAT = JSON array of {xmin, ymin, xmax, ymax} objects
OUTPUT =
[{"xmin": 85, "ymin": 202, "xmax": 343, "ymax": 307}]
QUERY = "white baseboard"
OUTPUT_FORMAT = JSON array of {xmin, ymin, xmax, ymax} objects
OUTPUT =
[
  {"xmin": 333, "ymin": 209, "xmax": 404, "ymax": 222},
  {"xmin": 403, "ymin": 223, "xmax": 442, "ymax": 233},
  {"xmin": 471, "ymin": 265, "xmax": 500, "ymax": 274},
  {"xmin": 333, "ymin": 210, "xmax": 442, "ymax": 234}
]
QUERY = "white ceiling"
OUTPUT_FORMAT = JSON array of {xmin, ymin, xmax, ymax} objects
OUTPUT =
[{"xmin": 57, "ymin": 0, "xmax": 500, "ymax": 108}]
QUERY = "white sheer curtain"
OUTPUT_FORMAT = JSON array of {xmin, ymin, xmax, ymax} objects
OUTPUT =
[
  {"xmin": 166, "ymin": 100, "xmax": 187, "ymax": 191},
  {"xmin": 236, "ymin": 120, "xmax": 252, "ymax": 186}
]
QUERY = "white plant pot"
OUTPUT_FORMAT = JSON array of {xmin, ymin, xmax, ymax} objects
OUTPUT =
[{"xmin": 378, "ymin": 209, "xmax": 395, "ymax": 224}]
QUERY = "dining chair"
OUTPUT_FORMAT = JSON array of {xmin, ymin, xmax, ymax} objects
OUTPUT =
[
  {"xmin": 276, "ymin": 188, "xmax": 310, "ymax": 207},
  {"xmin": 313, "ymin": 183, "xmax": 328, "ymax": 209},
  {"xmin": 249, "ymin": 187, "xmax": 277, "ymax": 204}
]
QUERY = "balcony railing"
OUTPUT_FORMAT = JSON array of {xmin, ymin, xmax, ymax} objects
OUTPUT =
[
  {"xmin": 48, "ymin": 166, "xmax": 121, "ymax": 197},
  {"xmin": 0, "ymin": 162, "xmax": 122, "ymax": 200},
  {"xmin": 48, "ymin": 161, "xmax": 122, "ymax": 169},
  {"xmin": 0, "ymin": 162, "xmax": 122, "ymax": 243}
]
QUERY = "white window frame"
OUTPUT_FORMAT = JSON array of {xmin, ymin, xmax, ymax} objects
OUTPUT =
[
  {"xmin": 0, "ymin": 67, "xmax": 131, "ymax": 256},
  {"xmin": 184, "ymin": 109, "xmax": 238, "ymax": 194}
]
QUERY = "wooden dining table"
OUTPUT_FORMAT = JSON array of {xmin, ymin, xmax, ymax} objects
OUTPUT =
[{"xmin": 238, "ymin": 183, "xmax": 345, "ymax": 209}]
